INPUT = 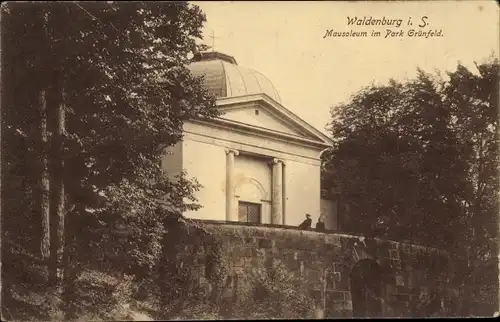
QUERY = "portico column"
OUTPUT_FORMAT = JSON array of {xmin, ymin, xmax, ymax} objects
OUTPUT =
[
  {"xmin": 225, "ymin": 149, "xmax": 239, "ymax": 221},
  {"xmin": 271, "ymin": 158, "xmax": 284, "ymax": 225}
]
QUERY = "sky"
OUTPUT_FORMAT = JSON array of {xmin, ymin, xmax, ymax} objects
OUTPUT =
[{"xmin": 191, "ymin": 1, "xmax": 499, "ymax": 134}]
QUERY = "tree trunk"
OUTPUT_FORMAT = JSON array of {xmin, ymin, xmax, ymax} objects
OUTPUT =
[
  {"xmin": 56, "ymin": 89, "xmax": 66, "ymax": 286},
  {"xmin": 49, "ymin": 89, "xmax": 66, "ymax": 287},
  {"xmin": 63, "ymin": 205, "xmax": 77, "ymax": 320},
  {"xmin": 39, "ymin": 90, "xmax": 51, "ymax": 262}
]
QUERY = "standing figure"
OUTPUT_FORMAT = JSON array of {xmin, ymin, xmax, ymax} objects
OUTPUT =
[
  {"xmin": 316, "ymin": 216, "xmax": 326, "ymax": 232},
  {"xmin": 298, "ymin": 214, "xmax": 312, "ymax": 230}
]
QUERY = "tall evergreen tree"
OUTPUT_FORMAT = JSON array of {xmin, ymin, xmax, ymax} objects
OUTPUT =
[{"xmin": 2, "ymin": 2, "xmax": 218, "ymax": 318}]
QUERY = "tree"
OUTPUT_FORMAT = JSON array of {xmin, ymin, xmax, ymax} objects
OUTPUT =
[
  {"xmin": 322, "ymin": 71, "xmax": 467, "ymax": 248},
  {"xmin": 443, "ymin": 58, "xmax": 499, "ymax": 311},
  {"xmin": 322, "ymin": 59, "xmax": 499, "ymax": 314},
  {"xmin": 1, "ymin": 1, "xmax": 218, "ymax": 318}
]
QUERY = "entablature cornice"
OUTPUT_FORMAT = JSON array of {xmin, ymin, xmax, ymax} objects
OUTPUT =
[
  {"xmin": 189, "ymin": 117, "xmax": 330, "ymax": 151},
  {"xmin": 183, "ymin": 131, "xmax": 321, "ymax": 167}
]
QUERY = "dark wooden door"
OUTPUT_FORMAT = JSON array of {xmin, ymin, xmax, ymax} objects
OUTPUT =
[{"xmin": 238, "ymin": 201, "xmax": 261, "ymax": 223}]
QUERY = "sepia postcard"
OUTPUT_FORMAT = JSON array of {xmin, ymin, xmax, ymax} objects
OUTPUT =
[{"xmin": 1, "ymin": 0, "xmax": 499, "ymax": 320}]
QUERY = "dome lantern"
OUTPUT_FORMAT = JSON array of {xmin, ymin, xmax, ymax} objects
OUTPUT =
[{"xmin": 192, "ymin": 51, "xmax": 238, "ymax": 65}]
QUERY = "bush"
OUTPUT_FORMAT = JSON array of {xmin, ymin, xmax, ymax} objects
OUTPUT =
[
  {"xmin": 63, "ymin": 269, "xmax": 154, "ymax": 321},
  {"xmin": 233, "ymin": 259, "xmax": 315, "ymax": 319}
]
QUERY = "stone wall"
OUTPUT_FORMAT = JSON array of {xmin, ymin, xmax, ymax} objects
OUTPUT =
[{"xmin": 164, "ymin": 219, "xmax": 465, "ymax": 318}]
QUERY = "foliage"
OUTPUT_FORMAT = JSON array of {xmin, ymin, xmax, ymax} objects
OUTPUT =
[
  {"xmin": 1, "ymin": 245, "xmax": 154, "ymax": 321},
  {"xmin": 2, "ymin": 0, "xmax": 218, "ymax": 268},
  {"xmin": 156, "ymin": 223, "xmax": 230, "ymax": 320},
  {"xmin": 1, "ymin": 1, "xmax": 218, "ymax": 319},
  {"xmin": 233, "ymin": 259, "xmax": 315, "ymax": 319},
  {"xmin": 151, "ymin": 220, "xmax": 315, "ymax": 320},
  {"xmin": 443, "ymin": 59, "xmax": 499, "ymax": 310},
  {"xmin": 322, "ymin": 58, "xmax": 499, "ymax": 314},
  {"xmin": 323, "ymin": 71, "xmax": 466, "ymax": 248},
  {"xmin": 443, "ymin": 60, "xmax": 499, "ymax": 257}
]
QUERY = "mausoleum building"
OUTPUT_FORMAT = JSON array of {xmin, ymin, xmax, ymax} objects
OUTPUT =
[{"xmin": 162, "ymin": 52, "xmax": 337, "ymax": 228}]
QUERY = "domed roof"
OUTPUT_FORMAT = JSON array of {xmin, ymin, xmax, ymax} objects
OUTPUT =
[{"xmin": 188, "ymin": 52, "xmax": 282, "ymax": 103}]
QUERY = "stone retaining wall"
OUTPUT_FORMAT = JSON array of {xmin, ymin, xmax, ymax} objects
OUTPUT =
[{"xmin": 164, "ymin": 219, "xmax": 465, "ymax": 318}]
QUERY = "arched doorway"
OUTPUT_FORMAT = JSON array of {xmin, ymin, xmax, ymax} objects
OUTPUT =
[
  {"xmin": 234, "ymin": 177, "xmax": 270, "ymax": 224},
  {"xmin": 350, "ymin": 259, "xmax": 384, "ymax": 317}
]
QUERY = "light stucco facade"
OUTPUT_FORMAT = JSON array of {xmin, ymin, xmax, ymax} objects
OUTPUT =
[{"xmin": 161, "ymin": 52, "xmax": 335, "ymax": 228}]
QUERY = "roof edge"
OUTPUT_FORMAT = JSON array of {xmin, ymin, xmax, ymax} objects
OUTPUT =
[{"xmin": 216, "ymin": 94, "xmax": 334, "ymax": 146}]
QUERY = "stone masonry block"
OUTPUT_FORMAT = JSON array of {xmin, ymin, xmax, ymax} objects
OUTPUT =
[
  {"xmin": 282, "ymin": 236, "xmax": 302, "ymax": 249},
  {"xmin": 258, "ymin": 238, "xmax": 273, "ymax": 249},
  {"xmin": 196, "ymin": 256, "xmax": 206, "ymax": 265},
  {"xmin": 324, "ymin": 234, "xmax": 342, "ymax": 246},
  {"xmin": 298, "ymin": 250, "xmax": 312, "ymax": 262},
  {"xmin": 324, "ymin": 242, "xmax": 340, "ymax": 252},
  {"xmin": 337, "ymin": 275, "xmax": 349, "ymax": 290},
  {"xmin": 267, "ymin": 247, "xmax": 278, "ymax": 257},
  {"xmin": 310, "ymin": 251, "xmax": 320, "ymax": 262},
  {"xmin": 312, "ymin": 260, "xmax": 325, "ymax": 268},
  {"xmin": 311, "ymin": 282, "xmax": 323, "ymax": 291},
  {"xmin": 244, "ymin": 258, "xmax": 253, "ymax": 268},
  {"xmin": 325, "ymin": 261, "xmax": 336, "ymax": 272},
  {"xmin": 386, "ymin": 284, "xmax": 397, "ymax": 295},
  {"xmin": 402, "ymin": 244, "xmax": 412, "ymax": 253},
  {"xmin": 233, "ymin": 257, "xmax": 244, "ymax": 267},
  {"xmin": 327, "ymin": 271, "xmax": 341, "ymax": 283},
  {"xmin": 243, "ymin": 227, "xmax": 265, "ymax": 238},
  {"xmin": 390, "ymin": 249, "xmax": 400, "ymax": 259},
  {"xmin": 232, "ymin": 247, "xmax": 246, "ymax": 257},
  {"xmin": 379, "ymin": 247, "xmax": 391, "ymax": 258},
  {"xmin": 327, "ymin": 291, "xmax": 345, "ymax": 301},
  {"xmin": 331, "ymin": 301, "xmax": 345, "ymax": 311},
  {"xmin": 334, "ymin": 263, "xmax": 344, "ymax": 272},
  {"xmin": 326, "ymin": 272, "xmax": 341, "ymax": 290},
  {"xmin": 397, "ymin": 285, "xmax": 411, "ymax": 294},
  {"xmin": 411, "ymin": 286, "xmax": 421, "ymax": 295},
  {"xmin": 251, "ymin": 257, "xmax": 264, "ymax": 267},
  {"xmin": 325, "ymin": 250, "xmax": 342, "ymax": 263},
  {"xmin": 243, "ymin": 247, "xmax": 253, "ymax": 257},
  {"xmin": 299, "ymin": 239, "xmax": 317, "ymax": 251},
  {"xmin": 326, "ymin": 281, "xmax": 336, "ymax": 291},
  {"xmin": 396, "ymin": 274, "xmax": 405, "ymax": 286},
  {"xmin": 197, "ymin": 265, "xmax": 205, "ymax": 278},
  {"xmin": 222, "ymin": 286, "xmax": 233, "ymax": 299},
  {"xmin": 281, "ymin": 252, "xmax": 297, "ymax": 269},
  {"xmin": 307, "ymin": 269, "xmax": 321, "ymax": 280},
  {"xmin": 310, "ymin": 290, "xmax": 322, "ymax": 301},
  {"xmin": 274, "ymin": 239, "xmax": 287, "ymax": 249},
  {"xmin": 244, "ymin": 237, "xmax": 255, "ymax": 244}
]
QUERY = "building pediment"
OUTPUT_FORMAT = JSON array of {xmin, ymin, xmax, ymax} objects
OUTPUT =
[{"xmin": 208, "ymin": 94, "xmax": 333, "ymax": 148}]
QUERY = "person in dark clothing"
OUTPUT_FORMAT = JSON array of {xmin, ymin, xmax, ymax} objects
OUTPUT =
[
  {"xmin": 316, "ymin": 216, "xmax": 326, "ymax": 232},
  {"xmin": 298, "ymin": 214, "xmax": 312, "ymax": 230}
]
